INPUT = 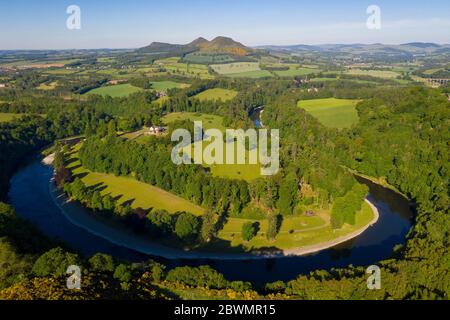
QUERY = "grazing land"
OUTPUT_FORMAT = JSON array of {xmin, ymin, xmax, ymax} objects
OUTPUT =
[
  {"xmin": 298, "ymin": 98, "xmax": 360, "ymax": 128},
  {"xmin": 345, "ymin": 68, "xmax": 400, "ymax": 79},
  {"xmin": 84, "ymin": 84, "xmax": 143, "ymax": 97},
  {"xmin": 0, "ymin": 113, "xmax": 24, "ymax": 123},
  {"xmin": 162, "ymin": 112, "xmax": 226, "ymax": 131},
  {"xmin": 215, "ymin": 201, "xmax": 373, "ymax": 250},
  {"xmin": 273, "ymin": 65, "xmax": 319, "ymax": 77}
]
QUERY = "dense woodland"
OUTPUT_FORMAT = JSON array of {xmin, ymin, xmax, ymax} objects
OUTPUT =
[{"xmin": 0, "ymin": 75, "xmax": 448, "ymax": 299}]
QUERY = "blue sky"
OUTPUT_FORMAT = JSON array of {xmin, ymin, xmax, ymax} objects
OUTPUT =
[{"xmin": 0, "ymin": 0, "xmax": 449, "ymax": 49}]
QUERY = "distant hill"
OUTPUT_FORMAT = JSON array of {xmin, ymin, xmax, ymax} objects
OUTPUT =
[{"xmin": 137, "ymin": 36, "xmax": 252, "ymax": 57}]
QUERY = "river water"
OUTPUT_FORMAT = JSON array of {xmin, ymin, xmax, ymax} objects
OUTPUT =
[{"xmin": 8, "ymin": 158, "xmax": 413, "ymax": 284}]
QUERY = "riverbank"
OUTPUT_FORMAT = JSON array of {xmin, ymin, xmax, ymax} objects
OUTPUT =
[{"xmin": 47, "ymin": 162, "xmax": 380, "ymax": 260}]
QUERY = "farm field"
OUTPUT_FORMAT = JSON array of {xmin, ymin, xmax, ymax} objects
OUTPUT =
[
  {"xmin": 298, "ymin": 98, "xmax": 360, "ymax": 129},
  {"xmin": 84, "ymin": 83, "xmax": 143, "ymax": 97},
  {"xmin": 67, "ymin": 148, "xmax": 205, "ymax": 216},
  {"xmin": 214, "ymin": 201, "xmax": 374, "ymax": 250},
  {"xmin": 150, "ymin": 81, "xmax": 190, "ymax": 92},
  {"xmin": 37, "ymin": 81, "xmax": 58, "ymax": 90},
  {"xmin": 193, "ymin": 88, "xmax": 238, "ymax": 101},
  {"xmin": 0, "ymin": 113, "xmax": 24, "ymax": 123},
  {"xmin": 211, "ymin": 62, "xmax": 260, "ymax": 75},
  {"xmin": 162, "ymin": 112, "xmax": 226, "ymax": 131},
  {"xmin": 154, "ymin": 57, "xmax": 213, "ymax": 79},
  {"xmin": 225, "ymin": 70, "xmax": 273, "ymax": 78},
  {"xmin": 273, "ymin": 65, "xmax": 319, "ymax": 77}
]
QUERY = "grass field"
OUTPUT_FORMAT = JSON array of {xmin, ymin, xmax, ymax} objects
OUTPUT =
[
  {"xmin": 37, "ymin": 81, "xmax": 58, "ymax": 90},
  {"xmin": 345, "ymin": 69, "xmax": 400, "ymax": 79},
  {"xmin": 67, "ymin": 147, "xmax": 205, "ymax": 216},
  {"xmin": 211, "ymin": 62, "xmax": 260, "ymax": 75},
  {"xmin": 163, "ymin": 111, "xmax": 262, "ymax": 181},
  {"xmin": 214, "ymin": 201, "xmax": 374, "ymax": 250},
  {"xmin": 298, "ymin": 98, "xmax": 360, "ymax": 129},
  {"xmin": 225, "ymin": 70, "xmax": 273, "ymax": 78},
  {"xmin": 154, "ymin": 57, "xmax": 213, "ymax": 79},
  {"xmin": 150, "ymin": 81, "xmax": 189, "ymax": 92},
  {"xmin": 84, "ymin": 84, "xmax": 143, "ymax": 98},
  {"xmin": 0, "ymin": 113, "xmax": 24, "ymax": 123},
  {"xmin": 162, "ymin": 112, "xmax": 226, "ymax": 131},
  {"xmin": 181, "ymin": 139, "xmax": 262, "ymax": 181},
  {"xmin": 193, "ymin": 88, "xmax": 238, "ymax": 101},
  {"xmin": 273, "ymin": 66, "xmax": 318, "ymax": 77}
]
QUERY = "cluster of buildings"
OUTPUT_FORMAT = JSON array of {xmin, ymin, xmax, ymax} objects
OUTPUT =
[{"xmin": 144, "ymin": 125, "xmax": 166, "ymax": 135}]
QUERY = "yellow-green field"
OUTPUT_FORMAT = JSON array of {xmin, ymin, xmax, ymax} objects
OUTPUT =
[
  {"xmin": 37, "ymin": 81, "xmax": 58, "ymax": 90},
  {"xmin": 150, "ymin": 81, "xmax": 189, "ymax": 92},
  {"xmin": 67, "ymin": 147, "xmax": 204, "ymax": 216},
  {"xmin": 181, "ymin": 139, "xmax": 262, "ymax": 181},
  {"xmin": 214, "ymin": 201, "xmax": 373, "ymax": 250},
  {"xmin": 298, "ymin": 98, "xmax": 360, "ymax": 129},
  {"xmin": 84, "ymin": 84, "xmax": 143, "ymax": 98},
  {"xmin": 162, "ymin": 112, "xmax": 226, "ymax": 131},
  {"xmin": 211, "ymin": 62, "xmax": 261, "ymax": 75},
  {"xmin": 345, "ymin": 68, "xmax": 400, "ymax": 79},
  {"xmin": 0, "ymin": 113, "xmax": 24, "ymax": 123},
  {"xmin": 154, "ymin": 57, "xmax": 213, "ymax": 79},
  {"xmin": 193, "ymin": 88, "xmax": 238, "ymax": 101}
]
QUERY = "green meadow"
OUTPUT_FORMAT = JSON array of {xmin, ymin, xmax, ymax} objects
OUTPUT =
[
  {"xmin": 68, "ymin": 148, "xmax": 205, "ymax": 216},
  {"xmin": 0, "ymin": 113, "xmax": 24, "ymax": 123},
  {"xmin": 150, "ymin": 81, "xmax": 190, "ymax": 92},
  {"xmin": 162, "ymin": 112, "xmax": 226, "ymax": 131},
  {"xmin": 273, "ymin": 66, "xmax": 318, "ymax": 77},
  {"xmin": 84, "ymin": 84, "xmax": 143, "ymax": 98},
  {"xmin": 214, "ymin": 201, "xmax": 374, "ymax": 250},
  {"xmin": 298, "ymin": 98, "xmax": 360, "ymax": 129}
]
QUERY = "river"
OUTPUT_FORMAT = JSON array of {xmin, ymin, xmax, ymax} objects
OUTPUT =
[{"xmin": 8, "ymin": 157, "xmax": 413, "ymax": 284}]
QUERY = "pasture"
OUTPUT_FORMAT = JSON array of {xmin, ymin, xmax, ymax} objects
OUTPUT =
[
  {"xmin": 225, "ymin": 70, "xmax": 273, "ymax": 78},
  {"xmin": 345, "ymin": 68, "xmax": 400, "ymax": 79},
  {"xmin": 193, "ymin": 88, "xmax": 238, "ymax": 101},
  {"xmin": 150, "ymin": 81, "xmax": 189, "ymax": 92},
  {"xmin": 211, "ymin": 62, "xmax": 261, "ymax": 75},
  {"xmin": 298, "ymin": 98, "xmax": 360, "ymax": 129},
  {"xmin": 273, "ymin": 65, "xmax": 319, "ymax": 77},
  {"xmin": 0, "ymin": 113, "xmax": 23, "ymax": 123},
  {"xmin": 180, "ymin": 139, "xmax": 262, "ymax": 182},
  {"xmin": 68, "ymin": 149, "xmax": 205, "ymax": 216},
  {"xmin": 214, "ymin": 201, "xmax": 374, "ymax": 250},
  {"xmin": 84, "ymin": 84, "xmax": 143, "ymax": 98}
]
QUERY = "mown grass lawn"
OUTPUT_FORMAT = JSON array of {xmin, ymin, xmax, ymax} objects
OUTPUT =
[
  {"xmin": 193, "ymin": 88, "xmax": 238, "ymax": 102},
  {"xmin": 84, "ymin": 84, "xmax": 143, "ymax": 98},
  {"xmin": 298, "ymin": 98, "xmax": 360, "ymax": 129}
]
